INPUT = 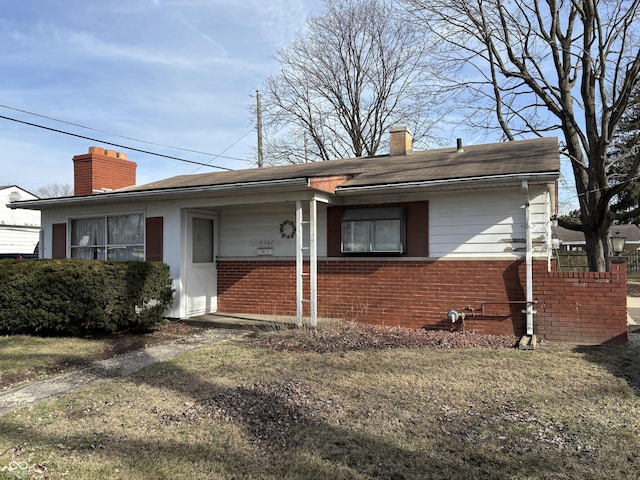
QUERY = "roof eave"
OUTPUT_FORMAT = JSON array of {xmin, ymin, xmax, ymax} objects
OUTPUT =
[
  {"xmin": 335, "ymin": 172, "xmax": 559, "ymax": 195},
  {"xmin": 10, "ymin": 177, "xmax": 311, "ymax": 210},
  {"xmin": 10, "ymin": 171, "xmax": 560, "ymax": 210}
]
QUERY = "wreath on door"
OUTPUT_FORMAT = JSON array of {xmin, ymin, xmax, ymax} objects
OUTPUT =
[{"xmin": 279, "ymin": 219, "xmax": 296, "ymax": 239}]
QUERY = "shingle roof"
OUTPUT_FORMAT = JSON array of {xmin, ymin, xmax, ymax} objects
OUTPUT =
[{"xmin": 124, "ymin": 137, "xmax": 560, "ymax": 193}]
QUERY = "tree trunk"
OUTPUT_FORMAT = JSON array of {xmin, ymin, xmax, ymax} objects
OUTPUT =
[{"xmin": 583, "ymin": 227, "xmax": 610, "ymax": 272}]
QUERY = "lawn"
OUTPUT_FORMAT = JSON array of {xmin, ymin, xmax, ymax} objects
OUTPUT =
[
  {"xmin": 0, "ymin": 324, "xmax": 639, "ymax": 479},
  {"xmin": 0, "ymin": 322, "xmax": 200, "ymax": 391}
]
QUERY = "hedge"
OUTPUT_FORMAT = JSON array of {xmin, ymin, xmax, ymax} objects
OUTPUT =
[{"xmin": 0, "ymin": 259, "xmax": 174, "ymax": 336}]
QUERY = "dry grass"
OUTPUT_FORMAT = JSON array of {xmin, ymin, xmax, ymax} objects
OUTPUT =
[
  {"xmin": 0, "ymin": 324, "xmax": 639, "ymax": 479},
  {"xmin": 0, "ymin": 322, "xmax": 200, "ymax": 391}
]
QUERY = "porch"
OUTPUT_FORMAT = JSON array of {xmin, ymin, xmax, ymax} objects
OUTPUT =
[{"xmin": 182, "ymin": 312, "xmax": 340, "ymax": 331}]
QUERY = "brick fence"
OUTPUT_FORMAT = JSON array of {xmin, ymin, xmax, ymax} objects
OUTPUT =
[
  {"xmin": 217, "ymin": 258, "xmax": 628, "ymax": 344},
  {"xmin": 533, "ymin": 259, "xmax": 627, "ymax": 344}
]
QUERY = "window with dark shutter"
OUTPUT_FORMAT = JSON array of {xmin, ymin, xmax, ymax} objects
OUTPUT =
[
  {"xmin": 341, "ymin": 207, "xmax": 406, "ymax": 253},
  {"xmin": 327, "ymin": 201, "xmax": 428, "ymax": 257}
]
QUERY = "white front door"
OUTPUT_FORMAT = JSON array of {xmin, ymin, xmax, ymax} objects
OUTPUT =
[{"xmin": 185, "ymin": 212, "xmax": 217, "ymax": 317}]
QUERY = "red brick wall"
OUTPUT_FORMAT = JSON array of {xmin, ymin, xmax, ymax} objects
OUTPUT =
[
  {"xmin": 73, "ymin": 147, "xmax": 137, "ymax": 196},
  {"xmin": 218, "ymin": 259, "xmax": 528, "ymax": 336},
  {"xmin": 217, "ymin": 258, "xmax": 628, "ymax": 344},
  {"xmin": 533, "ymin": 259, "xmax": 627, "ymax": 344}
]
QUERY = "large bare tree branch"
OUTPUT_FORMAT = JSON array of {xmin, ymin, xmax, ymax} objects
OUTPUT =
[
  {"xmin": 402, "ymin": 0, "xmax": 640, "ymax": 271},
  {"xmin": 260, "ymin": 0, "xmax": 448, "ymax": 164}
]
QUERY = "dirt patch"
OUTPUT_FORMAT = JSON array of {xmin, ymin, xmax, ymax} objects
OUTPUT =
[
  {"xmin": 628, "ymin": 282, "xmax": 640, "ymax": 297},
  {"xmin": 96, "ymin": 321, "xmax": 200, "ymax": 356},
  {"xmin": 249, "ymin": 322, "xmax": 519, "ymax": 353},
  {"xmin": 157, "ymin": 380, "xmax": 335, "ymax": 451}
]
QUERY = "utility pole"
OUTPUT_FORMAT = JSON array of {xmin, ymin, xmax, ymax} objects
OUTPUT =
[{"xmin": 256, "ymin": 90, "xmax": 264, "ymax": 168}]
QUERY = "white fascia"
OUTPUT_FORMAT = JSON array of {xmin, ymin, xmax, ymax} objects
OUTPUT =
[{"xmin": 335, "ymin": 172, "xmax": 559, "ymax": 195}]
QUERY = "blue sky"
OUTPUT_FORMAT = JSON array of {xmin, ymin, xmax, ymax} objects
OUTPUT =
[
  {"xmin": 0, "ymin": 0, "xmax": 578, "ymax": 212},
  {"xmin": 0, "ymin": 0, "xmax": 323, "ymax": 193}
]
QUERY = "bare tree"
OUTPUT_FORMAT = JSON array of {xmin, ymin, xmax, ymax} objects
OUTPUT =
[
  {"xmin": 260, "ymin": 0, "xmax": 448, "ymax": 164},
  {"xmin": 608, "ymin": 83, "xmax": 640, "ymax": 226},
  {"xmin": 402, "ymin": 0, "xmax": 640, "ymax": 271},
  {"xmin": 35, "ymin": 183, "xmax": 73, "ymax": 198}
]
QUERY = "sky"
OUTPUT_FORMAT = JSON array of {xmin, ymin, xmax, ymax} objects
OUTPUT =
[
  {"xmin": 0, "ymin": 0, "xmax": 578, "ymax": 211},
  {"xmin": 0, "ymin": 0, "xmax": 323, "ymax": 194}
]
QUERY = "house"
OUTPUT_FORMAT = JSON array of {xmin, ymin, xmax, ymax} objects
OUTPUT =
[
  {"xmin": 553, "ymin": 224, "xmax": 640, "ymax": 252},
  {"xmin": 0, "ymin": 185, "xmax": 40, "ymax": 257},
  {"xmin": 10, "ymin": 130, "xmax": 629, "ymax": 344}
]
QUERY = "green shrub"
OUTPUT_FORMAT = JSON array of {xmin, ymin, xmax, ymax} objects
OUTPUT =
[{"xmin": 0, "ymin": 259, "xmax": 174, "ymax": 336}]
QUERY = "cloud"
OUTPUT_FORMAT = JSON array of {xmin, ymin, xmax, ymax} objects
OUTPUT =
[{"xmin": 0, "ymin": 0, "xmax": 323, "ymax": 191}]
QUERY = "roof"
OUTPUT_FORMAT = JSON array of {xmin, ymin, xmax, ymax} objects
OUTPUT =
[
  {"xmin": 12, "ymin": 136, "xmax": 560, "ymax": 209},
  {"xmin": 553, "ymin": 224, "xmax": 640, "ymax": 244},
  {"xmin": 0, "ymin": 185, "xmax": 38, "ymax": 199},
  {"xmin": 125, "ymin": 136, "xmax": 560, "ymax": 193}
]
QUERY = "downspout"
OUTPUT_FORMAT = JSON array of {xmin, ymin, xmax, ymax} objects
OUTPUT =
[{"xmin": 521, "ymin": 180, "xmax": 535, "ymax": 339}]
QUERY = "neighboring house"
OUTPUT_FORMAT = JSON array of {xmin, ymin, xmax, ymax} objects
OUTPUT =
[
  {"xmin": 0, "ymin": 185, "xmax": 40, "ymax": 257},
  {"xmin": 11, "ymin": 131, "xmax": 629, "ymax": 344},
  {"xmin": 553, "ymin": 224, "xmax": 640, "ymax": 252}
]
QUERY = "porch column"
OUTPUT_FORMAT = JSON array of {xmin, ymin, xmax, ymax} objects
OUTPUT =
[
  {"xmin": 296, "ymin": 201, "xmax": 303, "ymax": 327},
  {"xmin": 309, "ymin": 198, "xmax": 318, "ymax": 327},
  {"xmin": 295, "ymin": 199, "xmax": 318, "ymax": 328}
]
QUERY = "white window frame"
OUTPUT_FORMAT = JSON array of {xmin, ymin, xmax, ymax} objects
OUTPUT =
[
  {"xmin": 69, "ymin": 213, "xmax": 145, "ymax": 261},
  {"xmin": 341, "ymin": 206, "xmax": 406, "ymax": 254}
]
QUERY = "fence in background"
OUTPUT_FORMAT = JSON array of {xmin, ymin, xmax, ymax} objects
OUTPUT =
[{"xmin": 554, "ymin": 250, "xmax": 640, "ymax": 278}]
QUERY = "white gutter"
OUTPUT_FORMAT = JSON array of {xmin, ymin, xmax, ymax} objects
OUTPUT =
[
  {"xmin": 521, "ymin": 180, "xmax": 534, "ymax": 337},
  {"xmin": 9, "ymin": 178, "xmax": 311, "ymax": 210},
  {"xmin": 336, "ymin": 172, "xmax": 559, "ymax": 194}
]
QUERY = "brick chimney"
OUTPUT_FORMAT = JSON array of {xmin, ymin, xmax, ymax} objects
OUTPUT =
[
  {"xmin": 73, "ymin": 147, "xmax": 137, "ymax": 196},
  {"xmin": 389, "ymin": 126, "xmax": 413, "ymax": 156}
]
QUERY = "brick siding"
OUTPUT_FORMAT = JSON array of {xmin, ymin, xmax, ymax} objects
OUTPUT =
[
  {"xmin": 217, "ymin": 258, "xmax": 628, "ymax": 344},
  {"xmin": 533, "ymin": 259, "xmax": 627, "ymax": 344}
]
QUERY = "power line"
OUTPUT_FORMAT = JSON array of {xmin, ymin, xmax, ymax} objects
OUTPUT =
[
  {"xmin": 189, "ymin": 129, "xmax": 254, "ymax": 174},
  {"xmin": 0, "ymin": 103, "xmax": 250, "ymax": 163},
  {"xmin": 0, "ymin": 114, "xmax": 234, "ymax": 170}
]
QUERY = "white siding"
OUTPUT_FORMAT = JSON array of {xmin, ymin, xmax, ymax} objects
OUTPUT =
[
  {"xmin": 0, "ymin": 187, "xmax": 40, "ymax": 253},
  {"xmin": 38, "ymin": 186, "xmax": 552, "ymax": 262},
  {"xmin": 219, "ymin": 203, "xmax": 328, "ymax": 257},
  {"xmin": 429, "ymin": 186, "xmax": 550, "ymax": 259},
  {"xmin": 0, "ymin": 226, "xmax": 40, "ymax": 254}
]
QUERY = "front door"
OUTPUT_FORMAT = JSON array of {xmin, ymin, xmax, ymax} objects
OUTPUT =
[{"xmin": 185, "ymin": 212, "xmax": 217, "ymax": 317}]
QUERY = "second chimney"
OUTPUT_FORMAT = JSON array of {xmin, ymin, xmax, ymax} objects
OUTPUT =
[
  {"xmin": 389, "ymin": 126, "xmax": 413, "ymax": 156},
  {"xmin": 73, "ymin": 147, "xmax": 137, "ymax": 196}
]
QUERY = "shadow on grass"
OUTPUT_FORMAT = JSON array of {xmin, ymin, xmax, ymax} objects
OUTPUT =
[
  {"xmin": 573, "ymin": 332, "xmax": 640, "ymax": 396},
  {"xmin": 0, "ymin": 347, "xmax": 590, "ymax": 479}
]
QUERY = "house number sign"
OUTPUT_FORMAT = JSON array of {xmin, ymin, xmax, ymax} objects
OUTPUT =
[{"xmin": 279, "ymin": 219, "xmax": 296, "ymax": 239}]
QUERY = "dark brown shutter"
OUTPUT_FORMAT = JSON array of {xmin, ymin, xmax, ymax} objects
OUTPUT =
[
  {"xmin": 145, "ymin": 216, "xmax": 164, "ymax": 262},
  {"xmin": 405, "ymin": 201, "xmax": 429, "ymax": 257},
  {"xmin": 326, "ymin": 206, "xmax": 345, "ymax": 257},
  {"xmin": 52, "ymin": 223, "xmax": 67, "ymax": 259}
]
